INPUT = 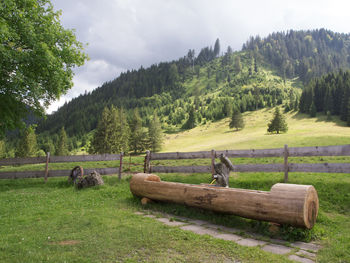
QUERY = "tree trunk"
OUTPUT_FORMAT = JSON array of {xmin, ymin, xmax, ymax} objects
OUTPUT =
[{"xmin": 130, "ymin": 173, "xmax": 319, "ymax": 229}]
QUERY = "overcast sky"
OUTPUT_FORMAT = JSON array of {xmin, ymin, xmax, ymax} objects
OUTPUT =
[{"xmin": 48, "ymin": 0, "xmax": 350, "ymax": 113}]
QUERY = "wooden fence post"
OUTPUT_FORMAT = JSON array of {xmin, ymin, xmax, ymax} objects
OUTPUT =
[
  {"xmin": 144, "ymin": 151, "xmax": 151, "ymax": 173},
  {"xmin": 211, "ymin": 149, "xmax": 216, "ymax": 176},
  {"xmin": 44, "ymin": 152, "xmax": 50, "ymax": 183},
  {"xmin": 119, "ymin": 152, "xmax": 123, "ymax": 181},
  {"xmin": 284, "ymin": 144, "xmax": 289, "ymax": 183}
]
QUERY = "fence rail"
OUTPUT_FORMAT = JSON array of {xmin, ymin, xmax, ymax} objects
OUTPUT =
[
  {"xmin": 1, "ymin": 144, "xmax": 350, "ymax": 182},
  {"xmin": 146, "ymin": 144, "xmax": 350, "ymax": 182},
  {"xmin": 0, "ymin": 152, "xmax": 123, "ymax": 181}
]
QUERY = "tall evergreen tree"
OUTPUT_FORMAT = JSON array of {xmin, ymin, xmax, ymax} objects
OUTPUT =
[
  {"xmin": 309, "ymin": 101, "xmax": 317, "ymax": 117},
  {"xmin": 56, "ymin": 127, "xmax": 69, "ymax": 156},
  {"xmin": 0, "ymin": 140, "xmax": 5, "ymax": 158},
  {"xmin": 267, "ymin": 107, "xmax": 288, "ymax": 134},
  {"xmin": 129, "ymin": 108, "xmax": 145, "ymax": 154},
  {"xmin": 229, "ymin": 110, "xmax": 245, "ymax": 131},
  {"xmin": 16, "ymin": 125, "xmax": 38, "ymax": 157},
  {"xmin": 147, "ymin": 114, "xmax": 163, "ymax": 152},
  {"xmin": 347, "ymin": 100, "xmax": 350, "ymax": 127},
  {"xmin": 183, "ymin": 107, "xmax": 196, "ymax": 129},
  {"xmin": 89, "ymin": 107, "xmax": 110, "ymax": 154},
  {"xmin": 214, "ymin": 38, "xmax": 220, "ymax": 57}
]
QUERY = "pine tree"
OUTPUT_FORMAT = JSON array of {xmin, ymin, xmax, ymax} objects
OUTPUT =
[
  {"xmin": 16, "ymin": 125, "xmax": 38, "ymax": 157},
  {"xmin": 309, "ymin": 101, "xmax": 317, "ymax": 117},
  {"xmin": 129, "ymin": 109, "xmax": 145, "ymax": 154},
  {"xmin": 56, "ymin": 127, "xmax": 69, "ymax": 156},
  {"xmin": 267, "ymin": 107, "xmax": 288, "ymax": 134},
  {"xmin": 347, "ymin": 100, "xmax": 350, "ymax": 127},
  {"xmin": 0, "ymin": 140, "xmax": 5, "ymax": 158},
  {"xmin": 147, "ymin": 114, "xmax": 163, "ymax": 152},
  {"xmin": 229, "ymin": 110, "xmax": 245, "ymax": 131},
  {"xmin": 89, "ymin": 107, "xmax": 110, "ymax": 154},
  {"xmin": 214, "ymin": 38, "xmax": 220, "ymax": 57},
  {"xmin": 234, "ymin": 56, "xmax": 242, "ymax": 73},
  {"xmin": 183, "ymin": 107, "xmax": 196, "ymax": 129},
  {"xmin": 115, "ymin": 108, "xmax": 130, "ymax": 153}
]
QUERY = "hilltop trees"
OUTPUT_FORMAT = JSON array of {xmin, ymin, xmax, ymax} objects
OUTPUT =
[
  {"xmin": 129, "ymin": 109, "xmax": 147, "ymax": 154},
  {"xmin": 0, "ymin": 0, "xmax": 87, "ymax": 137},
  {"xmin": 267, "ymin": 108, "xmax": 288, "ymax": 134}
]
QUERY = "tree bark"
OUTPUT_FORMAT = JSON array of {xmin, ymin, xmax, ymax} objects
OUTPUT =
[{"xmin": 130, "ymin": 173, "xmax": 319, "ymax": 229}]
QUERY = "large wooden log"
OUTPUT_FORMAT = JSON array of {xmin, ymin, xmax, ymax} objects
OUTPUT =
[{"xmin": 130, "ymin": 173, "xmax": 319, "ymax": 229}]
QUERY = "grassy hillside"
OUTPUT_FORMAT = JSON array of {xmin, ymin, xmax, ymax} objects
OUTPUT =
[{"xmin": 162, "ymin": 108, "xmax": 350, "ymax": 152}]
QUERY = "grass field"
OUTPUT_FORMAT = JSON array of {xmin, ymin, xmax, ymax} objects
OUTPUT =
[
  {"xmin": 1, "ymin": 109, "xmax": 350, "ymax": 262},
  {"xmin": 162, "ymin": 108, "xmax": 350, "ymax": 152}
]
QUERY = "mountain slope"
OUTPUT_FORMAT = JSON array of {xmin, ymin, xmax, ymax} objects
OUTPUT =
[{"xmin": 38, "ymin": 29, "xmax": 350, "ymax": 140}]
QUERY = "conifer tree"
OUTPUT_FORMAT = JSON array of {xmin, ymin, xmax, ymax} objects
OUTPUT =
[
  {"xmin": 229, "ymin": 109, "xmax": 245, "ymax": 131},
  {"xmin": 234, "ymin": 56, "xmax": 242, "ymax": 73},
  {"xmin": 147, "ymin": 114, "xmax": 163, "ymax": 152},
  {"xmin": 129, "ymin": 109, "xmax": 145, "ymax": 154},
  {"xmin": 0, "ymin": 140, "xmax": 5, "ymax": 158},
  {"xmin": 56, "ymin": 127, "xmax": 69, "ymax": 156},
  {"xmin": 309, "ymin": 101, "xmax": 317, "ymax": 117},
  {"xmin": 16, "ymin": 125, "xmax": 38, "ymax": 157},
  {"xmin": 347, "ymin": 100, "xmax": 350, "ymax": 127},
  {"xmin": 116, "ymin": 108, "xmax": 130, "ymax": 153},
  {"xmin": 89, "ymin": 107, "xmax": 110, "ymax": 154},
  {"xmin": 214, "ymin": 38, "xmax": 220, "ymax": 57},
  {"xmin": 183, "ymin": 107, "xmax": 196, "ymax": 129},
  {"xmin": 267, "ymin": 107, "xmax": 288, "ymax": 134}
]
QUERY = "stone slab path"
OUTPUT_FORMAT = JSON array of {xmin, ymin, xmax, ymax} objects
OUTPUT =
[{"xmin": 134, "ymin": 211, "xmax": 322, "ymax": 263}]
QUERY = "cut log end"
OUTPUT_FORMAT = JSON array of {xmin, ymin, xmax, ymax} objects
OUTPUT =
[{"xmin": 304, "ymin": 186, "xmax": 319, "ymax": 229}]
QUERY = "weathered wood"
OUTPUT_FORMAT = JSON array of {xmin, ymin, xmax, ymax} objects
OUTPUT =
[
  {"xmin": 288, "ymin": 163, "xmax": 350, "ymax": 173},
  {"xmin": 130, "ymin": 173, "xmax": 319, "ymax": 229},
  {"xmin": 0, "ymin": 167, "xmax": 119, "ymax": 179},
  {"xmin": 119, "ymin": 152, "xmax": 123, "ymax": 180},
  {"xmin": 284, "ymin": 145, "xmax": 289, "ymax": 183},
  {"xmin": 288, "ymin": 144, "xmax": 350, "ymax": 157},
  {"xmin": 151, "ymin": 165, "xmax": 211, "ymax": 173},
  {"xmin": 233, "ymin": 164, "xmax": 285, "ymax": 172},
  {"xmin": 211, "ymin": 150, "xmax": 215, "ymax": 176},
  {"xmin": 149, "ymin": 144, "xmax": 350, "ymax": 161},
  {"xmin": 0, "ymin": 156, "xmax": 46, "ymax": 166},
  {"xmin": 150, "ymin": 151, "xmax": 212, "ymax": 160},
  {"xmin": 144, "ymin": 150, "xmax": 151, "ymax": 173},
  {"xmin": 44, "ymin": 152, "xmax": 50, "ymax": 183},
  {"xmin": 49, "ymin": 154, "xmax": 121, "ymax": 163}
]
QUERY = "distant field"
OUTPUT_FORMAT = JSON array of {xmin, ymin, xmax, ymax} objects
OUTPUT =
[{"xmin": 162, "ymin": 108, "xmax": 350, "ymax": 152}]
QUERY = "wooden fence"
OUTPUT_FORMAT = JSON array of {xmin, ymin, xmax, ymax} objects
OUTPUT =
[
  {"xmin": 144, "ymin": 144, "xmax": 350, "ymax": 182},
  {"xmin": 0, "ymin": 152, "xmax": 123, "ymax": 181}
]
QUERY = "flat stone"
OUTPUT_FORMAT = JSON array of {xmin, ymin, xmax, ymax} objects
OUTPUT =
[
  {"xmin": 180, "ymin": 225, "xmax": 220, "ymax": 236},
  {"xmin": 155, "ymin": 217, "xmax": 187, "ymax": 226},
  {"xmin": 288, "ymin": 255, "xmax": 315, "ymax": 263},
  {"xmin": 235, "ymin": 238, "xmax": 267, "ymax": 247},
  {"xmin": 144, "ymin": 214, "xmax": 156, "ymax": 218},
  {"xmin": 269, "ymin": 238, "xmax": 289, "ymax": 245},
  {"xmin": 262, "ymin": 244, "xmax": 293, "ymax": 255},
  {"xmin": 187, "ymin": 219, "xmax": 208, "ymax": 225},
  {"xmin": 215, "ymin": 233, "xmax": 242, "ymax": 242},
  {"xmin": 291, "ymin": 242, "xmax": 322, "ymax": 252},
  {"xmin": 219, "ymin": 226, "xmax": 240, "ymax": 233},
  {"xmin": 134, "ymin": 211, "xmax": 144, "ymax": 215},
  {"xmin": 296, "ymin": 250, "xmax": 316, "ymax": 259}
]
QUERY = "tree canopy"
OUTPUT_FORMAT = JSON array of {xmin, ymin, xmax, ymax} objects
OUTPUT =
[
  {"xmin": 267, "ymin": 107, "xmax": 288, "ymax": 134},
  {"xmin": 0, "ymin": 0, "xmax": 88, "ymax": 137}
]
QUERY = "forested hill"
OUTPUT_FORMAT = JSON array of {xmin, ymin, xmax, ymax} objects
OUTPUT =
[
  {"xmin": 243, "ymin": 29, "xmax": 350, "ymax": 83},
  {"xmin": 38, "ymin": 29, "xmax": 350, "ymax": 138}
]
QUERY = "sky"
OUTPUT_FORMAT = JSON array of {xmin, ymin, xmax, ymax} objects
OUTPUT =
[{"xmin": 48, "ymin": 0, "xmax": 350, "ymax": 113}]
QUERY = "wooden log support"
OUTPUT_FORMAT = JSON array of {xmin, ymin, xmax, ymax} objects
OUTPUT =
[
  {"xmin": 211, "ymin": 149, "xmax": 215, "ymax": 176},
  {"xmin": 130, "ymin": 173, "xmax": 319, "ymax": 229},
  {"xmin": 44, "ymin": 152, "xmax": 50, "ymax": 183},
  {"xmin": 144, "ymin": 150, "xmax": 151, "ymax": 173},
  {"xmin": 119, "ymin": 152, "xmax": 123, "ymax": 180},
  {"xmin": 284, "ymin": 144, "xmax": 289, "ymax": 183}
]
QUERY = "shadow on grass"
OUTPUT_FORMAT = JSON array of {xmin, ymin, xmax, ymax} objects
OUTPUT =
[{"xmin": 291, "ymin": 112, "xmax": 348, "ymax": 127}]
